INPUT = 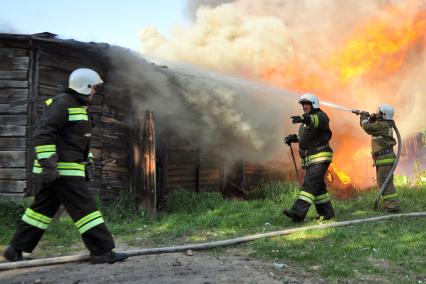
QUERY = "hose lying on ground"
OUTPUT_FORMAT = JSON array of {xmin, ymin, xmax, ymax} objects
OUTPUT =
[
  {"xmin": 1, "ymin": 212, "xmax": 426, "ymax": 271},
  {"xmin": 373, "ymin": 121, "xmax": 402, "ymax": 210}
]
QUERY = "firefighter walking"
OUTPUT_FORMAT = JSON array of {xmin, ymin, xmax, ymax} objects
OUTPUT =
[
  {"xmin": 283, "ymin": 93, "xmax": 335, "ymax": 222},
  {"xmin": 360, "ymin": 104, "xmax": 400, "ymax": 212},
  {"xmin": 3, "ymin": 68, "xmax": 128, "ymax": 264}
]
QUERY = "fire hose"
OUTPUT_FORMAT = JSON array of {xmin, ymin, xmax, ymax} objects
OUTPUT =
[
  {"xmin": 0, "ymin": 212, "xmax": 425, "ymax": 271},
  {"xmin": 352, "ymin": 110, "xmax": 402, "ymax": 210}
]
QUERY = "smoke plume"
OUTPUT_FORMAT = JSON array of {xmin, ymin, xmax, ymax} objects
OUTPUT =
[{"xmin": 138, "ymin": 0, "xmax": 425, "ymax": 186}]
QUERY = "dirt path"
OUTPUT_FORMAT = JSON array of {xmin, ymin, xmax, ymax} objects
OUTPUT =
[{"xmin": 0, "ymin": 251, "xmax": 312, "ymax": 284}]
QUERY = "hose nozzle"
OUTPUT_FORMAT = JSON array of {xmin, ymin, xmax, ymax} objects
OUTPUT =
[{"xmin": 352, "ymin": 109, "xmax": 370, "ymax": 116}]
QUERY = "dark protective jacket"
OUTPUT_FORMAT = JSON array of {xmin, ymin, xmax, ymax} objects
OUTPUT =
[
  {"xmin": 297, "ymin": 108, "xmax": 333, "ymax": 168},
  {"xmin": 32, "ymin": 90, "xmax": 93, "ymax": 177},
  {"xmin": 361, "ymin": 118, "xmax": 396, "ymax": 166}
]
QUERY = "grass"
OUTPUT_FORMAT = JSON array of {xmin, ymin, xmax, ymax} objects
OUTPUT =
[{"xmin": 1, "ymin": 182, "xmax": 426, "ymax": 282}]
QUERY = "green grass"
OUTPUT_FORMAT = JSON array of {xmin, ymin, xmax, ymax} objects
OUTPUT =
[{"xmin": 1, "ymin": 183, "xmax": 426, "ymax": 282}]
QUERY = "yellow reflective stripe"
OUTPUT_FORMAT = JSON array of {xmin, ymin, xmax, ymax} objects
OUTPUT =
[
  {"xmin": 68, "ymin": 107, "xmax": 87, "ymax": 114},
  {"xmin": 302, "ymin": 152, "xmax": 333, "ymax": 167},
  {"xmin": 45, "ymin": 98, "xmax": 53, "ymax": 106},
  {"xmin": 75, "ymin": 211, "xmax": 102, "ymax": 228},
  {"xmin": 298, "ymin": 191, "xmax": 315, "ymax": 204},
  {"xmin": 21, "ymin": 208, "xmax": 52, "ymax": 230},
  {"xmin": 310, "ymin": 114, "xmax": 319, "ymax": 128},
  {"xmin": 88, "ymin": 152, "xmax": 94, "ymax": 158},
  {"xmin": 78, "ymin": 217, "xmax": 104, "ymax": 234},
  {"xmin": 58, "ymin": 169, "xmax": 85, "ymax": 177},
  {"xmin": 25, "ymin": 208, "xmax": 52, "ymax": 224},
  {"xmin": 37, "ymin": 152, "xmax": 56, "ymax": 159},
  {"xmin": 315, "ymin": 193, "xmax": 330, "ymax": 204},
  {"xmin": 22, "ymin": 215, "xmax": 49, "ymax": 230},
  {"xmin": 57, "ymin": 162, "xmax": 85, "ymax": 170},
  {"xmin": 375, "ymin": 158, "xmax": 395, "ymax": 166},
  {"xmin": 35, "ymin": 145, "xmax": 56, "ymax": 152},
  {"xmin": 68, "ymin": 114, "xmax": 88, "ymax": 121},
  {"xmin": 383, "ymin": 193, "xmax": 398, "ymax": 200}
]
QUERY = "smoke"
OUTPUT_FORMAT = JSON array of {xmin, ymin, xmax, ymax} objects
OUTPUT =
[
  {"xmin": 186, "ymin": 0, "xmax": 234, "ymax": 19},
  {"xmin": 137, "ymin": 0, "xmax": 425, "ymax": 186},
  {"xmin": 105, "ymin": 47, "xmax": 293, "ymax": 162}
]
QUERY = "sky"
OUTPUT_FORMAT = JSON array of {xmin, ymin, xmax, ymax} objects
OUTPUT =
[{"xmin": 0, "ymin": 0, "xmax": 189, "ymax": 51}]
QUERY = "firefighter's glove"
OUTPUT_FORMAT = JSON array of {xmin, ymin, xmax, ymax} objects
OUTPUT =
[
  {"xmin": 39, "ymin": 154, "xmax": 59, "ymax": 183},
  {"xmin": 368, "ymin": 113, "xmax": 377, "ymax": 123},
  {"xmin": 291, "ymin": 114, "xmax": 311, "ymax": 125},
  {"xmin": 284, "ymin": 134, "xmax": 298, "ymax": 145}
]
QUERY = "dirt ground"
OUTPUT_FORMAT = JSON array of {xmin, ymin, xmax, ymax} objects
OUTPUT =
[{"xmin": 0, "ymin": 250, "xmax": 321, "ymax": 284}]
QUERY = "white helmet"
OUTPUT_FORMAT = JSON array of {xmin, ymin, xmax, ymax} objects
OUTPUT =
[
  {"xmin": 299, "ymin": 93, "xmax": 320, "ymax": 109},
  {"xmin": 69, "ymin": 68, "xmax": 103, "ymax": 95},
  {"xmin": 377, "ymin": 104, "xmax": 394, "ymax": 120}
]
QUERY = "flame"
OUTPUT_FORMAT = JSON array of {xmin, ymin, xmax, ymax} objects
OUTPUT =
[
  {"xmin": 331, "ymin": 0, "xmax": 426, "ymax": 82},
  {"xmin": 262, "ymin": 0, "xmax": 426, "ymax": 189}
]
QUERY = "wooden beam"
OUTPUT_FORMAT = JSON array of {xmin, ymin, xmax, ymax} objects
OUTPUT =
[
  {"xmin": 0, "ymin": 70, "xmax": 28, "ymax": 80},
  {"xmin": 142, "ymin": 111, "xmax": 156, "ymax": 219},
  {"xmin": 0, "ymin": 48, "xmax": 27, "ymax": 57},
  {"xmin": 0, "ymin": 151, "xmax": 26, "ymax": 167},
  {"xmin": 0, "ymin": 192, "xmax": 25, "ymax": 201},
  {"xmin": 0, "ymin": 125, "xmax": 26, "ymax": 136},
  {"xmin": 0, "ymin": 180, "xmax": 26, "ymax": 193},
  {"xmin": 0, "ymin": 138, "xmax": 26, "ymax": 150},
  {"xmin": 0, "ymin": 103, "xmax": 27, "ymax": 114},
  {"xmin": 0, "ymin": 169, "xmax": 26, "ymax": 179},
  {"xmin": 0, "ymin": 57, "xmax": 29, "ymax": 71},
  {"xmin": 0, "ymin": 80, "xmax": 28, "ymax": 88}
]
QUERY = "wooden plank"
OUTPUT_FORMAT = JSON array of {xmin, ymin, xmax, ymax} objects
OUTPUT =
[
  {"xmin": 0, "ymin": 48, "xmax": 27, "ymax": 57},
  {"xmin": 0, "ymin": 138, "xmax": 26, "ymax": 150},
  {"xmin": 166, "ymin": 175, "xmax": 197, "ymax": 183},
  {"xmin": 0, "ymin": 125, "xmax": 26, "ymax": 136},
  {"xmin": 0, "ymin": 80, "xmax": 28, "ymax": 88},
  {"xmin": 0, "ymin": 180, "xmax": 26, "ymax": 193},
  {"xmin": 39, "ymin": 83, "xmax": 63, "ymax": 96},
  {"xmin": 0, "ymin": 193, "xmax": 26, "ymax": 201},
  {"xmin": 0, "ymin": 168, "xmax": 26, "ymax": 179},
  {"xmin": 0, "ymin": 103, "xmax": 27, "ymax": 114},
  {"xmin": 0, "ymin": 57, "xmax": 29, "ymax": 71},
  {"xmin": 0, "ymin": 70, "xmax": 28, "ymax": 80},
  {"xmin": 0, "ymin": 115, "xmax": 27, "ymax": 126},
  {"xmin": 38, "ymin": 67, "xmax": 68, "ymax": 86},
  {"xmin": 0, "ymin": 89, "xmax": 29, "ymax": 104},
  {"xmin": 0, "ymin": 151, "xmax": 26, "ymax": 167}
]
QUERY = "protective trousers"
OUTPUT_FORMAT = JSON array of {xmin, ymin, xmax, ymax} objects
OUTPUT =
[
  {"xmin": 291, "ymin": 162, "xmax": 335, "ymax": 220},
  {"xmin": 10, "ymin": 178, "xmax": 115, "ymax": 255},
  {"xmin": 376, "ymin": 165, "xmax": 400, "ymax": 211}
]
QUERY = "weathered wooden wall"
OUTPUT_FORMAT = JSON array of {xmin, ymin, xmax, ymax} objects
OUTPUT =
[
  {"xmin": 0, "ymin": 45, "xmax": 30, "ymax": 200},
  {"xmin": 0, "ymin": 34, "xmax": 132, "ymax": 200}
]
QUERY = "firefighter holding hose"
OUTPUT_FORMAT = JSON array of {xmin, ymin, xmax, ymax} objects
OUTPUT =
[
  {"xmin": 359, "ymin": 104, "xmax": 400, "ymax": 212},
  {"xmin": 283, "ymin": 93, "xmax": 335, "ymax": 222}
]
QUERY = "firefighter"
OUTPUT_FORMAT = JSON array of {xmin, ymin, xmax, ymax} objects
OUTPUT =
[
  {"xmin": 360, "ymin": 104, "xmax": 400, "ymax": 212},
  {"xmin": 3, "ymin": 68, "xmax": 128, "ymax": 264},
  {"xmin": 283, "ymin": 93, "xmax": 335, "ymax": 222}
]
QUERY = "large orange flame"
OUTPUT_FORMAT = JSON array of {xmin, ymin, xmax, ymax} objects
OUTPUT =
[{"xmin": 263, "ymin": 0, "xmax": 426, "ymax": 189}]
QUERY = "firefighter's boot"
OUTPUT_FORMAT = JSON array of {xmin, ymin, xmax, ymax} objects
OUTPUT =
[
  {"xmin": 283, "ymin": 209, "xmax": 303, "ymax": 223},
  {"xmin": 90, "ymin": 250, "xmax": 128, "ymax": 264},
  {"xmin": 3, "ymin": 246, "xmax": 23, "ymax": 262}
]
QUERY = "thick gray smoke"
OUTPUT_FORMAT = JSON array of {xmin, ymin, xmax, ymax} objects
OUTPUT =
[
  {"xmin": 106, "ymin": 47, "xmax": 296, "ymax": 163},
  {"xmin": 186, "ymin": 0, "xmax": 234, "ymax": 19}
]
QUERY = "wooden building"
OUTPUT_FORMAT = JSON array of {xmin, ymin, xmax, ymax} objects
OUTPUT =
[{"xmin": 0, "ymin": 33, "xmax": 282, "ymax": 216}]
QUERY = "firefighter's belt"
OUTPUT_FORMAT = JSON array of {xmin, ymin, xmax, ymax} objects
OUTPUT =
[
  {"xmin": 372, "ymin": 148, "xmax": 393, "ymax": 159},
  {"xmin": 299, "ymin": 144, "xmax": 331, "ymax": 158}
]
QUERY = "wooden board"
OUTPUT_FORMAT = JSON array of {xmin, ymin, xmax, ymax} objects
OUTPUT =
[
  {"xmin": 0, "ymin": 89, "xmax": 29, "ymax": 104},
  {"xmin": 0, "ymin": 103, "xmax": 27, "ymax": 114},
  {"xmin": 0, "ymin": 138, "xmax": 26, "ymax": 150},
  {"xmin": 0, "ymin": 192, "xmax": 25, "ymax": 201},
  {"xmin": 0, "ymin": 57, "xmax": 29, "ymax": 71},
  {"xmin": 0, "ymin": 180, "xmax": 26, "ymax": 193},
  {"xmin": 0, "ymin": 168, "xmax": 26, "ymax": 179},
  {"xmin": 0, "ymin": 70, "xmax": 28, "ymax": 80},
  {"xmin": 0, "ymin": 48, "xmax": 27, "ymax": 57},
  {"xmin": 0, "ymin": 125, "xmax": 26, "ymax": 136},
  {"xmin": 0, "ymin": 151, "xmax": 26, "ymax": 167},
  {"xmin": 0, "ymin": 115, "xmax": 27, "ymax": 126},
  {"xmin": 0, "ymin": 80, "xmax": 28, "ymax": 88}
]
